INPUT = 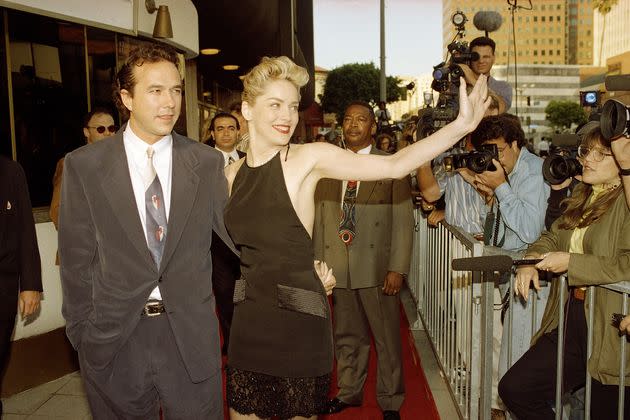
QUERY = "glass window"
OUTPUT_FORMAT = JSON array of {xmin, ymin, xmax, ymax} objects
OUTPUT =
[
  {"xmin": 0, "ymin": 12, "xmax": 11, "ymax": 159},
  {"xmin": 542, "ymin": 16, "xmax": 546, "ymax": 22},
  {"xmin": 86, "ymin": 28, "xmax": 117, "ymax": 113},
  {"xmin": 534, "ymin": 16, "xmax": 538, "ymax": 22},
  {"xmin": 8, "ymin": 10, "xmax": 87, "ymax": 207}
]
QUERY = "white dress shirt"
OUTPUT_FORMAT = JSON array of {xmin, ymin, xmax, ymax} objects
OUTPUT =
[
  {"xmin": 340, "ymin": 144, "xmax": 372, "ymax": 206},
  {"xmin": 218, "ymin": 148, "xmax": 241, "ymax": 168},
  {"xmin": 123, "ymin": 125, "xmax": 173, "ymax": 300}
]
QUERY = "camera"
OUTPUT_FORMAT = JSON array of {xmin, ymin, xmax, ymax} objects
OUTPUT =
[
  {"xmin": 601, "ymin": 98, "xmax": 630, "ymax": 141},
  {"xmin": 443, "ymin": 144, "xmax": 498, "ymax": 174},
  {"xmin": 417, "ymin": 11, "xmax": 479, "ymax": 139},
  {"xmin": 542, "ymin": 134, "xmax": 582, "ymax": 185}
]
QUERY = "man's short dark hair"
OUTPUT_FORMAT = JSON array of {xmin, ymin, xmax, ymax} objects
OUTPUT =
[
  {"xmin": 470, "ymin": 36, "xmax": 496, "ymax": 55},
  {"xmin": 345, "ymin": 101, "xmax": 375, "ymax": 121},
  {"xmin": 210, "ymin": 112, "xmax": 240, "ymax": 132},
  {"xmin": 113, "ymin": 43, "xmax": 180, "ymax": 121},
  {"xmin": 470, "ymin": 114, "xmax": 526, "ymax": 149},
  {"xmin": 83, "ymin": 107, "xmax": 114, "ymax": 128}
]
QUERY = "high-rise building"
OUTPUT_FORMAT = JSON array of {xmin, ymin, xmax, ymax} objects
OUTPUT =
[
  {"xmin": 442, "ymin": 0, "xmax": 593, "ymax": 66},
  {"xmin": 593, "ymin": 0, "xmax": 630, "ymax": 67}
]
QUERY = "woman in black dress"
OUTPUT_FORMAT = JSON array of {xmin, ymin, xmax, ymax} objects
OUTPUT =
[{"xmin": 224, "ymin": 56, "xmax": 490, "ymax": 420}]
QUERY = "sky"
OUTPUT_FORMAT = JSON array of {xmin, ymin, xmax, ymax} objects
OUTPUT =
[{"xmin": 313, "ymin": 0, "xmax": 444, "ymax": 78}]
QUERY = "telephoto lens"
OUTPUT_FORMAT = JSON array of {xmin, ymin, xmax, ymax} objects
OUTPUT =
[
  {"xmin": 600, "ymin": 99, "xmax": 630, "ymax": 141},
  {"xmin": 542, "ymin": 152, "xmax": 582, "ymax": 185}
]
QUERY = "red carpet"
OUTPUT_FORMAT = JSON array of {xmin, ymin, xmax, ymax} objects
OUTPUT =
[
  {"xmin": 320, "ymin": 308, "xmax": 440, "ymax": 420},
  {"xmin": 220, "ymin": 307, "xmax": 440, "ymax": 420}
]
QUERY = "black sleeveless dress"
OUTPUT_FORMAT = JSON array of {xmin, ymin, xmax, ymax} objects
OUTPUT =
[{"xmin": 224, "ymin": 152, "xmax": 333, "ymax": 419}]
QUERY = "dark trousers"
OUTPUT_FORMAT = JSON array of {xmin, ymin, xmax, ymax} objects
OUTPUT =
[
  {"xmin": 210, "ymin": 232, "xmax": 240, "ymax": 354},
  {"xmin": 0, "ymin": 316, "xmax": 16, "ymax": 416},
  {"xmin": 79, "ymin": 315, "xmax": 223, "ymax": 420},
  {"xmin": 499, "ymin": 296, "xmax": 630, "ymax": 420}
]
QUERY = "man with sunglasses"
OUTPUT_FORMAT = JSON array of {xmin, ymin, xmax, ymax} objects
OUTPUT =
[{"xmin": 50, "ymin": 108, "xmax": 117, "ymax": 233}]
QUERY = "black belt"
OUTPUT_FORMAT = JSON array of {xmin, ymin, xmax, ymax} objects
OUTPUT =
[{"xmin": 141, "ymin": 300, "xmax": 165, "ymax": 317}]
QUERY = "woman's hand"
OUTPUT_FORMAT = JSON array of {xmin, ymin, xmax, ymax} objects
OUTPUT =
[
  {"xmin": 455, "ymin": 75, "xmax": 491, "ymax": 134},
  {"xmin": 611, "ymin": 135, "xmax": 630, "ymax": 169},
  {"xmin": 314, "ymin": 260, "xmax": 336, "ymax": 296},
  {"xmin": 535, "ymin": 252, "xmax": 569, "ymax": 274},
  {"xmin": 514, "ymin": 265, "xmax": 539, "ymax": 300}
]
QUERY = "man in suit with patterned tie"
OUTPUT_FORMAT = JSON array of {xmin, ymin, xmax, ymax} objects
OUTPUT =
[
  {"xmin": 209, "ymin": 112, "xmax": 244, "ymax": 354},
  {"xmin": 59, "ymin": 44, "xmax": 235, "ymax": 419},
  {"xmin": 313, "ymin": 101, "xmax": 414, "ymax": 420}
]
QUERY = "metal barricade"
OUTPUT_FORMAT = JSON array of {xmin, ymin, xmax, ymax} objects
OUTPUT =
[
  {"xmin": 408, "ymin": 210, "xmax": 484, "ymax": 419},
  {"xmin": 408, "ymin": 209, "xmax": 630, "ymax": 420}
]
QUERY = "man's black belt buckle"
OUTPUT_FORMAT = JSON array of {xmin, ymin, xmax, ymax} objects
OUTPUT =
[{"xmin": 141, "ymin": 300, "xmax": 165, "ymax": 317}]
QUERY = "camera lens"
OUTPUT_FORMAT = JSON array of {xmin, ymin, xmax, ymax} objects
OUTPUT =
[
  {"xmin": 542, "ymin": 154, "xmax": 582, "ymax": 184},
  {"xmin": 600, "ymin": 99, "xmax": 630, "ymax": 140}
]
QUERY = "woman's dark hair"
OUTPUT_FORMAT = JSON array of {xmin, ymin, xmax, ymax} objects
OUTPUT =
[
  {"xmin": 375, "ymin": 133, "xmax": 393, "ymax": 152},
  {"xmin": 558, "ymin": 125, "xmax": 621, "ymax": 230},
  {"xmin": 470, "ymin": 114, "xmax": 526, "ymax": 149},
  {"xmin": 113, "ymin": 43, "xmax": 180, "ymax": 121}
]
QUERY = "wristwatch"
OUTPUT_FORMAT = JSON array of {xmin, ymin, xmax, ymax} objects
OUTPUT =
[{"xmin": 620, "ymin": 167, "xmax": 630, "ymax": 176}]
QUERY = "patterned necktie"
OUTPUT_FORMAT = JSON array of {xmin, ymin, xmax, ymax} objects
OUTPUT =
[
  {"xmin": 339, "ymin": 180, "xmax": 358, "ymax": 245},
  {"xmin": 144, "ymin": 147, "xmax": 167, "ymax": 267},
  {"xmin": 228, "ymin": 155, "xmax": 235, "ymax": 165}
]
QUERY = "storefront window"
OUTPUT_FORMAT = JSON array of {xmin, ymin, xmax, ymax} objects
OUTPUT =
[
  {"xmin": 8, "ymin": 10, "xmax": 87, "ymax": 207},
  {"xmin": 87, "ymin": 28, "xmax": 116, "ymax": 114}
]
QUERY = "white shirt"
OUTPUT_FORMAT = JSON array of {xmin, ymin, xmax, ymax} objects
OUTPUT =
[
  {"xmin": 218, "ymin": 148, "xmax": 240, "ymax": 168},
  {"xmin": 123, "ymin": 125, "xmax": 173, "ymax": 301},
  {"xmin": 340, "ymin": 144, "xmax": 372, "ymax": 206}
]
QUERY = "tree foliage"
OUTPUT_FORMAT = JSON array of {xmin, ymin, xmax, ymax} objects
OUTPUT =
[
  {"xmin": 320, "ymin": 63, "xmax": 403, "ymax": 122},
  {"xmin": 545, "ymin": 100, "xmax": 587, "ymax": 130}
]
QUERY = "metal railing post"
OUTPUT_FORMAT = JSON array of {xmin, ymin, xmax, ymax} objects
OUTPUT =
[{"xmin": 554, "ymin": 276, "xmax": 566, "ymax": 420}]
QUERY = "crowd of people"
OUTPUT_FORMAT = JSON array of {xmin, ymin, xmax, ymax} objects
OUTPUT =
[{"xmin": 2, "ymin": 36, "xmax": 630, "ymax": 420}]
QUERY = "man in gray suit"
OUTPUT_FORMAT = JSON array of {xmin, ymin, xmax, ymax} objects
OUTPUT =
[
  {"xmin": 59, "ymin": 44, "xmax": 235, "ymax": 419},
  {"xmin": 314, "ymin": 101, "xmax": 414, "ymax": 420}
]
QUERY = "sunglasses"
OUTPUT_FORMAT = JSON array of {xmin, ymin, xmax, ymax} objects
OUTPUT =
[{"xmin": 87, "ymin": 125, "xmax": 118, "ymax": 134}]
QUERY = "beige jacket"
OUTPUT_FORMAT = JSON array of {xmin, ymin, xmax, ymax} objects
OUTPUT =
[{"xmin": 313, "ymin": 148, "xmax": 414, "ymax": 289}]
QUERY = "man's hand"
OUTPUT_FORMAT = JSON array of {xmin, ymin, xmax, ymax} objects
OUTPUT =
[
  {"xmin": 475, "ymin": 159, "xmax": 507, "ymax": 191},
  {"xmin": 382, "ymin": 271, "xmax": 404, "ymax": 296},
  {"xmin": 19, "ymin": 290, "xmax": 41, "ymax": 318},
  {"xmin": 427, "ymin": 209, "xmax": 445, "ymax": 227},
  {"xmin": 314, "ymin": 260, "xmax": 336, "ymax": 296}
]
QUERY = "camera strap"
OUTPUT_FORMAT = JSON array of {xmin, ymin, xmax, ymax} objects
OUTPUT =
[{"xmin": 483, "ymin": 202, "xmax": 505, "ymax": 248}]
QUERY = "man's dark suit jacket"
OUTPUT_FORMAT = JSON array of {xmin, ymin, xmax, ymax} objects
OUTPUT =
[
  {"xmin": 0, "ymin": 157, "xmax": 42, "ymax": 320},
  {"xmin": 59, "ymin": 130, "xmax": 236, "ymax": 382}
]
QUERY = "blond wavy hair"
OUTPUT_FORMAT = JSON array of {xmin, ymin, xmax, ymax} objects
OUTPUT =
[{"xmin": 240, "ymin": 56, "xmax": 309, "ymax": 104}]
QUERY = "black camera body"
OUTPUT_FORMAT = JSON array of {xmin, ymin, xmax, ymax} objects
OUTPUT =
[
  {"xmin": 443, "ymin": 143, "xmax": 498, "ymax": 174},
  {"xmin": 542, "ymin": 133, "xmax": 582, "ymax": 185}
]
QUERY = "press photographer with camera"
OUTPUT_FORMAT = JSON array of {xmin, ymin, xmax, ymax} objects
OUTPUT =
[
  {"xmin": 469, "ymin": 114, "xmax": 550, "ymax": 416},
  {"xmin": 499, "ymin": 123, "xmax": 630, "ymax": 420},
  {"xmin": 469, "ymin": 37, "xmax": 512, "ymax": 111}
]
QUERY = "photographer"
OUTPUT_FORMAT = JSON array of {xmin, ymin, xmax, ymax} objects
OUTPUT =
[
  {"xmin": 416, "ymin": 93, "xmax": 503, "ymax": 232},
  {"xmin": 470, "ymin": 114, "xmax": 550, "ymax": 416},
  {"xmin": 499, "ymin": 124, "xmax": 630, "ymax": 420},
  {"xmin": 469, "ymin": 37, "xmax": 512, "ymax": 110}
]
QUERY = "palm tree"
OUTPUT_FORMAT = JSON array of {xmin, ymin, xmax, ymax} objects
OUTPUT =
[{"xmin": 592, "ymin": 0, "xmax": 619, "ymax": 66}]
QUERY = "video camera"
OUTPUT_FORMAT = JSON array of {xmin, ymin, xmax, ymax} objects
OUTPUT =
[
  {"xmin": 417, "ymin": 11, "xmax": 479, "ymax": 138},
  {"xmin": 600, "ymin": 75, "xmax": 630, "ymax": 140},
  {"xmin": 443, "ymin": 143, "xmax": 498, "ymax": 174}
]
